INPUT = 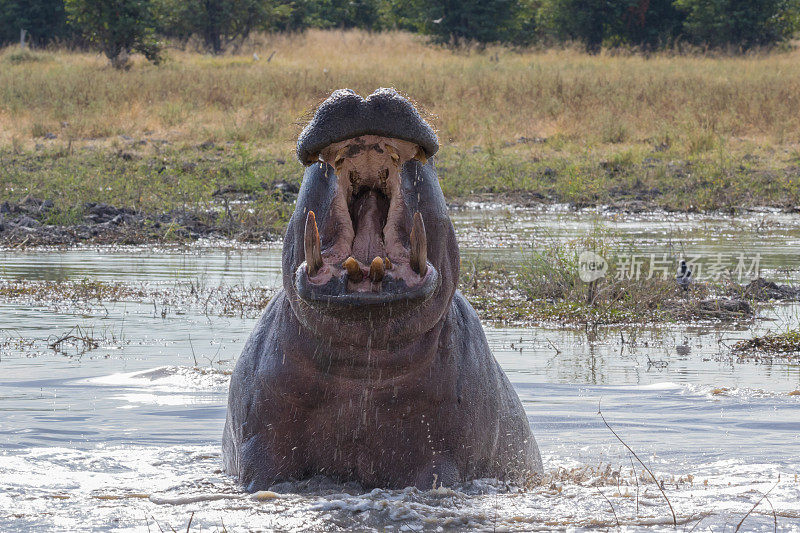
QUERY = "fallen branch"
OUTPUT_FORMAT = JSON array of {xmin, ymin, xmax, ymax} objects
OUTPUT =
[{"xmin": 48, "ymin": 326, "xmax": 99, "ymax": 352}]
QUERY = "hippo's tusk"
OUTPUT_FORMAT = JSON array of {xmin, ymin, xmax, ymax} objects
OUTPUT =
[
  {"xmin": 304, "ymin": 211, "xmax": 323, "ymax": 275},
  {"xmin": 369, "ymin": 256, "xmax": 385, "ymax": 283},
  {"xmin": 413, "ymin": 147, "xmax": 427, "ymax": 166},
  {"xmin": 384, "ymin": 256, "xmax": 393, "ymax": 270},
  {"xmin": 410, "ymin": 212, "xmax": 427, "ymax": 276},
  {"xmin": 343, "ymin": 256, "xmax": 363, "ymax": 282}
]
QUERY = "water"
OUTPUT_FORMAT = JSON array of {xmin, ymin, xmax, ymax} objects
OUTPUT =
[{"xmin": 1, "ymin": 207, "xmax": 799, "ymax": 531}]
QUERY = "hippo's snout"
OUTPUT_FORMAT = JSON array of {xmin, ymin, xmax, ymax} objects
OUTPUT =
[{"xmin": 296, "ymin": 88, "xmax": 438, "ymax": 166}]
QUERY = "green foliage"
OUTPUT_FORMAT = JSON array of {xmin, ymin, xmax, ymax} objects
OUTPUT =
[
  {"xmin": 0, "ymin": 0, "xmax": 69, "ymax": 46},
  {"xmin": 675, "ymin": 0, "xmax": 800, "ymax": 49},
  {"xmin": 537, "ymin": 0, "xmax": 684, "ymax": 51},
  {"xmin": 155, "ymin": 0, "xmax": 294, "ymax": 52},
  {"xmin": 296, "ymin": 0, "xmax": 383, "ymax": 30},
  {"xmin": 3, "ymin": 0, "xmax": 800, "ymax": 53},
  {"xmin": 390, "ymin": 0, "xmax": 529, "ymax": 45},
  {"xmin": 65, "ymin": 0, "xmax": 162, "ymax": 68}
]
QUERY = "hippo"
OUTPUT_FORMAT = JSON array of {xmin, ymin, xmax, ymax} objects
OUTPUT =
[{"xmin": 222, "ymin": 88, "xmax": 542, "ymax": 490}]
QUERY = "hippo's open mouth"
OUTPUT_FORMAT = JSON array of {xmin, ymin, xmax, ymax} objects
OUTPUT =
[{"xmin": 295, "ymin": 134, "xmax": 439, "ymax": 309}]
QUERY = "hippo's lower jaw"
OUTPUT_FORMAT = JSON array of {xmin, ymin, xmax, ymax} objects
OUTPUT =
[{"xmin": 294, "ymin": 259, "xmax": 440, "ymax": 310}]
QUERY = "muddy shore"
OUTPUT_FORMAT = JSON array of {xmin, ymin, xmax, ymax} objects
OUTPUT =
[{"xmin": 3, "ymin": 192, "xmax": 800, "ymax": 248}]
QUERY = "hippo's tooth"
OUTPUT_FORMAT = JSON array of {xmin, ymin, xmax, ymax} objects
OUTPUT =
[
  {"xmin": 333, "ymin": 146, "xmax": 349, "ymax": 174},
  {"xmin": 384, "ymin": 256, "xmax": 393, "ymax": 270},
  {"xmin": 410, "ymin": 212, "xmax": 427, "ymax": 276},
  {"xmin": 413, "ymin": 146, "xmax": 427, "ymax": 166},
  {"xmin": 385, "ymin": 144, "xmax": 400, "ymax": 165},
  {"xmin": 343, "ymin": 256, "xmax": 363, "ymax": 282},
  {"xmin": 304, "ymin": 211, "xmax": 323, "ymax": 275},
  {"xmin": 369, "ymin": 256, "xmax": 385, "ymax": 282}
]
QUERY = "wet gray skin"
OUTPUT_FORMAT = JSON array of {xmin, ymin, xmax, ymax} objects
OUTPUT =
[{"xmin": 222, "ymin": 88, "xmax": 542, "ymax": 490}]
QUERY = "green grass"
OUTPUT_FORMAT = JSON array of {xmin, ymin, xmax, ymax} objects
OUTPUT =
[
  {"xmin": 2, "ymin": 138, "xmax": 798, "ymax": 246},
  {"xmin": 0, "ymin": 144, "xmax": 296, "ymax": 241}
]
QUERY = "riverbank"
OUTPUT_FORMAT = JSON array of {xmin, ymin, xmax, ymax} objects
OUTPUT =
[{"xmin": 2, "ymin": 143, "xmax": 799, "ymax": 247}]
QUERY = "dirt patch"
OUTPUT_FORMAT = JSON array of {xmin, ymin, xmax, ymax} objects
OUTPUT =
[
  {"xmin": 739, "ymin": 278, "xmax": 799, "ymax": 301},
  {"xmin": 0, "ymin": 195, "xmax": 292, "ymax": 246}
]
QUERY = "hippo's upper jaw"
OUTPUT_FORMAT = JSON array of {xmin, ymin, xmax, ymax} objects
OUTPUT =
[
  {"xmin": 294, "ymin": 134, "xmax": 440, "ymax": 311},
  {"xmin": 296, "ymin": 88, "xmax": 438, "ymax": 166}
]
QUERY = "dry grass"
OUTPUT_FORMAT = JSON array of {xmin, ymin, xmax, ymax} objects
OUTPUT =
[
  {"xmin": 1, "ymin": 30, "xmax": 799, "ymax": 236},
  {"xmin": 734, "ymin": 328, "xmax": 800, "ymax": 355},
  {"xmin": 2, "ymin": 29, "xmax": 800, "ymax": 155}
]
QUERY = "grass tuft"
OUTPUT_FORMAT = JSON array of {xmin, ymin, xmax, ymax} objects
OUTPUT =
[{"xmin": 734, "ymin": 329, "xmax": 800, "ymax": 355}]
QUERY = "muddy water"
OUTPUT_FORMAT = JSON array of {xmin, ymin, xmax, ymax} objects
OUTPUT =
[{"xmin": 1, "ymin": 206, "xmax": 799, "ymax": 531}]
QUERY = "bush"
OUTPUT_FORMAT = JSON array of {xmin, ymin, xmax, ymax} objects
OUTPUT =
[
  {"xmin": 537, "ymin": 0, "xmax": 684, "ymax": 52},
  {"xmin": 154, "ymin": 0, "xmax": 294, "ymax": 53},
  {"xmin": 0, "ymin": 0, "xmax": 70, "ymax": 46},
  {"xmin": 391, "ymin": 0, "xmax": 528, "ymax": 45},
  {"xmin": 66, "ymin": 0, "xmax": 162, "ymax": 68},
  {"xmin": 675, "ymin": 0, "xmax": 800, "ymax": 49}
]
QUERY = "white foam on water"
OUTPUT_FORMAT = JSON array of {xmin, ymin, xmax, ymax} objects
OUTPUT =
[
  {"xmin": 2, "ymin": 443, "xmax": 799, "ymax": 532},
  {"xmin": 87, "ymin": 365, "xmax": 231, "ymax": 391},
  {"xmin": 601, "ymin": 382, "xmax": 684, "ymax": 391}
]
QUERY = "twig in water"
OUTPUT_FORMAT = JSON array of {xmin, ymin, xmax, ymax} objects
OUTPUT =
[
  {"xmin": 151, "ymin": 516, "xmax": 165, "ymax": 533},
  {"xmin": 764, "ymin": 492, "xmax": 778, "ymax": 533},
  {"xmin": 188, "ymin": 334, "xmax": 198, "ymax": 366},
  {"xmin": 48, "ymin": 325, "xmax": 99, "ymax": 353},
  {"xmin": 546, "ymin": 338, "xmax": 561, "ymax": 354},
  {"xmin": 686, "ymin": 514, "xmax": 706, "ymax": 533},
  {"xmin": 597, "ymin": 486, "xmax": 620, "ymax": 528},
  {"xmin": 185, "ymin": 511, "xmax": 195, "ymax": 533},
  {"xmin": 598, "ymin": 401, "xmax": 677, "ymax": 527},
  {"xmin": 734, "ymin": 478, "xmax": 780, "ymax": 532},
  {"xmin": 629, "ymin": 454, "xmax": 639, "ymax": 516}
]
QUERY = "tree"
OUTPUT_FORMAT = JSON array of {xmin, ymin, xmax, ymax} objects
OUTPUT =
[
  {"xmin": 65, "ymin": 0, "xmax": 162, "ymax": 68},
  {"xmin": 0, "ymin": 0, "xmax": 70, "ymax": 46},
  {"xmin": 155, "ymin": 0, "xmax": 293, "ymax": 53},
  {"xmin": 618, "ymin": 0, "xmax": 684, "ymax": 49},
  {"xmin": 538, "ymin": 0, "xmax": 685, "ymax": 52},
  {"xmin": 390, "ymin": 0, "xmax": 525, "ymax": 45},
  {"xmin": 290, "ymin": 0, "xmax": 382, "ymax": 29},
  {"xmin": 675, "ymin": 0, "xmax": 800, "ymax": 49}
]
